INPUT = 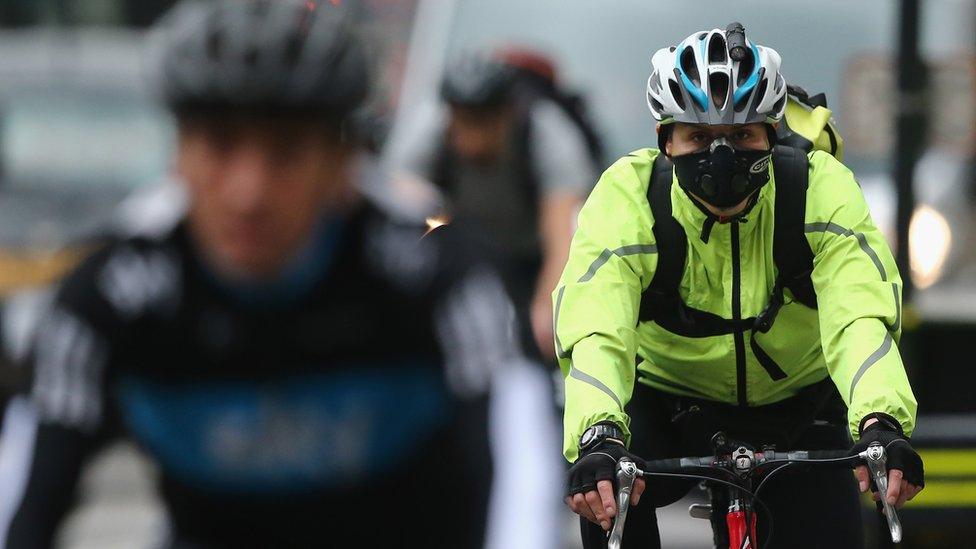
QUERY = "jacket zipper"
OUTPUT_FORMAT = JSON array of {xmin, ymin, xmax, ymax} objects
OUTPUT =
[{"xmin": 731, "ymin": 220, "xmax": 747, "ymax": 407}]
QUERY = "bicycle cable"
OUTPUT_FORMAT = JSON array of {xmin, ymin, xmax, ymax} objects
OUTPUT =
[
  {"xmin": 758, "ymin": 455, "xmax": 861, "ymax": 468},
  {"xmin": 640, "ymin": 455, "xmax": 859, "ymax": 549},
  {"xmin": 751, "ymin": 455, "xmax": 860, "ymax": 548},
  {"xmin": 752, "ymin": 463, "xmax": 795, "ymax": 549},
  {"xmin": 753, "ymin": 455, "xmax": 862, "ymax": 513},
  {"xmin": 640, "ymin": 471, "xmax": 776, "ymax": 549},
  {"xmin": 754, "ymin": 462, "xmax": 795, "ymax": 500}
]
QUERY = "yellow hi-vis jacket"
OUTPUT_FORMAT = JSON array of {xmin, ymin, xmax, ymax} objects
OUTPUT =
[{"xmin": 554, "ymin": 148, "xmax": 916, "ymax": 462}]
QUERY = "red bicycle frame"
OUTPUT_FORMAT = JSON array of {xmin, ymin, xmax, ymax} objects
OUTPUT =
[{"xmin": 726, "ymin": 503, "xmax": 759, "ymax": 549}]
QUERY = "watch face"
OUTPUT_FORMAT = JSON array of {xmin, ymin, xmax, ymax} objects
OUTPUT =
[{"xmin": 580, "ymin": 429, "xmax": 595, "ymax": 448}]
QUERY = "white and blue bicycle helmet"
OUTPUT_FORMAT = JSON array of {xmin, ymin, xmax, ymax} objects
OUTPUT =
[{"xmin": 646, "ymin": 27, "xmax": 787, "ymax": 126}]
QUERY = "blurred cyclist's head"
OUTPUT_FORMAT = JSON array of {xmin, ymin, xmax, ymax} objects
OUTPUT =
[
  {"xmin": 154, "ymin": 0, "xmax": 369, "ymax": 280},
  {"xmin": 441, "ymin": 55, "xmax": 518, "ymax": 163},
  {"xmin": 646, "ymin": 25, "xmax": 786, "ymax": 215}
]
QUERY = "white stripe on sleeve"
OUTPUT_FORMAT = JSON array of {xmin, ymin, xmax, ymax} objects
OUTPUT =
[
  {"xmin": 0, "ymin": 396, "xmax": 40, "ymax": 548},
  {"xmin": 435, "ymin": 268, "xmax": 521, "ymax": 397}
]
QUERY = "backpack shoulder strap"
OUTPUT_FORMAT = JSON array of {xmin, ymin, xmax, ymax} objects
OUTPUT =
[
  {"xmin": 514, "ymin": 73, "xmax": 605, "ymax": 168},
  {"xmin": 515, "ymin": 107, "xmax": 541, "ymax": 217},
  {"xmin": 638, "ymin": 154, "xmax": 686, "ymax": 322},
  {"xmin": 770, "ymin": 145, "xmax": 817, "ymax": 309}
]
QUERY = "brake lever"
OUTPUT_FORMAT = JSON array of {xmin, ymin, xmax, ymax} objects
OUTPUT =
[
  {"xmin": 607, "ymin": 458, "xmax": 639, "ymax": 549},
  {"xmin": 861, "ymin": 442, "xmax": 902, "ymax": 544}
]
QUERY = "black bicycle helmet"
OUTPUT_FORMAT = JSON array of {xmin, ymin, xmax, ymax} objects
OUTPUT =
[
  {"xmin": 440, "ymin": 55, "xmax": 517, "ymax": 108},
  {"xmin": 153, "ymin": 0, "xmax": 369, "ymax": 115}
]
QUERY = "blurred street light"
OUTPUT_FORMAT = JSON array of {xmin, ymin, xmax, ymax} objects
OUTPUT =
[{"xmin": 909, "ymin": 204, "xmax": 952, "ymax": 290}]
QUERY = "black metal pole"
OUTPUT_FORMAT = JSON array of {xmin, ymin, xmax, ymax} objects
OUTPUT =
[{"xmin": 893, "ymin": 0, "xmax": 927, "ymax": 303}]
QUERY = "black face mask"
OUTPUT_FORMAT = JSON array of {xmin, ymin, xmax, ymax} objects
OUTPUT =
[{"xmin": 671, "ymin": 138, "xmax": 772, "ymax": 209}]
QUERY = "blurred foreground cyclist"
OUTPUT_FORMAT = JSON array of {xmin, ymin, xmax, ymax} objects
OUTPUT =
[
  {"xmin": 0, "ymin": 2, "xmax": 560, "ymax": 547},
  {"xmin": 557, "ymin": 25, "xmax": 923, "ymax": 548}
]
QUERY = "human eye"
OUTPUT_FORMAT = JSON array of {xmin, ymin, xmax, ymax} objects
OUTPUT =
[{"xmin": 732, "ymin": 129, "xmax": 753, "ymax": 142}]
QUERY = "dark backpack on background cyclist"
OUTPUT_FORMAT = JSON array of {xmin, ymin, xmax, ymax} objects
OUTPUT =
[
  {"xmin": 506, "ymin": 56, "xmax": 606, "ymax": 170},
  {"xmin": 433, "ymin": 53, "xmax": 606, "ymax": 220}
]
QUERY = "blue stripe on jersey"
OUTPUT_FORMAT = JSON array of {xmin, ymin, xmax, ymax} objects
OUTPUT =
[{"xmin": 116, "ymin": 364, "xmax": 450, "ymax": 494}]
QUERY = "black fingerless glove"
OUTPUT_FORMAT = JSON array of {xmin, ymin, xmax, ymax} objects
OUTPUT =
[
  {"xmin": 850, "ymin": 414, "xmax": 925, "ymax": 488},
  {"xmin": 566, "ymin": 440, "xmax": 646, "ymax": 498}
]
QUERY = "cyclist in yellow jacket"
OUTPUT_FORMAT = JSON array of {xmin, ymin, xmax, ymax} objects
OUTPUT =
[{"xmin": 558, "ymin": 26, "xmax": 924, "ymax": 548}]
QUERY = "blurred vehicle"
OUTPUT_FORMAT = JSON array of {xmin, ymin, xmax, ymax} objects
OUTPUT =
[
  {"xmin": 0, "ymin": 29, "xmax": 172, "ymax": 405},
  {"xmin": 860, "ymin": 151, "xmax": 976, "ymax": 318},
  {"xmin": 0, "ymin": 29, "xmax": 173, "ymax": 297}
]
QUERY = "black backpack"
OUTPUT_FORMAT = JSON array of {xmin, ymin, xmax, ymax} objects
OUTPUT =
[
  {"xmin": 637, "ymin": 85, "xmax": 842, "ymax": 381},
  {"xmin": 431, "ymin": 70, "xmax": 605, "ymax": 222},
  {"xmin": 637, "ymin": 145, "xmax": 817, "ymax": 381},
  {"xmin": 512, "ymin": 67, "xmax": 606, "ymax": 170}
]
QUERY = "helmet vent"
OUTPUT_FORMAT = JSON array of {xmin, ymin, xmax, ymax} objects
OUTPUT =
[
  {"xmin": 648, "ymin": 71, "xmax": 662, "ymax": 93},
  {"xmin": 736, "ymin": 47, "xmax": 755, "ymax": 86},
  {"xmin": 707, "ymin": 34, "xmax": 727, "ymax": 64},
  {"xmin": 668, "ymin": 79, "xmax": 686, "ymax": 111},
  {"xmin": 772, "ymin": 93, "xmax": 786, "ymax": 115},
  {"xmin": 733, "ymin": 79, "xmax": 752, "ymax": 113},
  {"xmin": 648, "ymin": 93, "xmax": 665, "ymax": 114},
  {"xmin": 755, "ymin": 74, "xmax": 768, "ymax": 102},
  {"xmin": 679, "ymin": 46, "xmax": 701, "ymax": 88},
  {"xmin": 774, "ymin": 74, "xmax": 785, "ymax": 94},
  {"xmin": 735, "ymin": 67, "xmax": 764, "ymax": 113},
  {"xmin": 709, "ymin": 71, "xmax": 729, "ymax": 110}
]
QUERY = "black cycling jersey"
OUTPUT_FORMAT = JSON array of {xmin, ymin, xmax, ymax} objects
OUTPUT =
[{"xmin": 0, "ymin": 186, "xmax": 526, "ymax": 548}]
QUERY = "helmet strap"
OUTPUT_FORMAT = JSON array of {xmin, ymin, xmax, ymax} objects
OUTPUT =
[{"xmin": 765, "ymin": 123, "xmax": 779, "ymax": 148}]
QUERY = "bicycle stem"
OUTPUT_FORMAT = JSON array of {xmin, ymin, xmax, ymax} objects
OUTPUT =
[{"xmin": 607, "ymin": 458, "xmax": 638, "ymax": 549}]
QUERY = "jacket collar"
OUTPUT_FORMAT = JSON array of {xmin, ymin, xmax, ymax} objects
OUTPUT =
[{"xmin": 668, "ymin": 166, "xmax": 773, "ymax": 244}]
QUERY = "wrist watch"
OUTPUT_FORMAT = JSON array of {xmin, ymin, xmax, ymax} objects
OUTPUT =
[
  {"xmin": 579, "ymin": 422, "xmax": 625, "ymax": 453},
  {"xmin": 859, "ymin": 412, "xmax": 904, "ymax": 436}
]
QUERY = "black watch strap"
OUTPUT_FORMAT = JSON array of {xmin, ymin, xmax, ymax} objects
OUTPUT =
[
  {"xmin": 579, "ymin": 422, "xmax": 625, "ymax": 453},
  {"xmin": 859, "ymin": 412, "xmax": 905, "ymax": 437}
]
